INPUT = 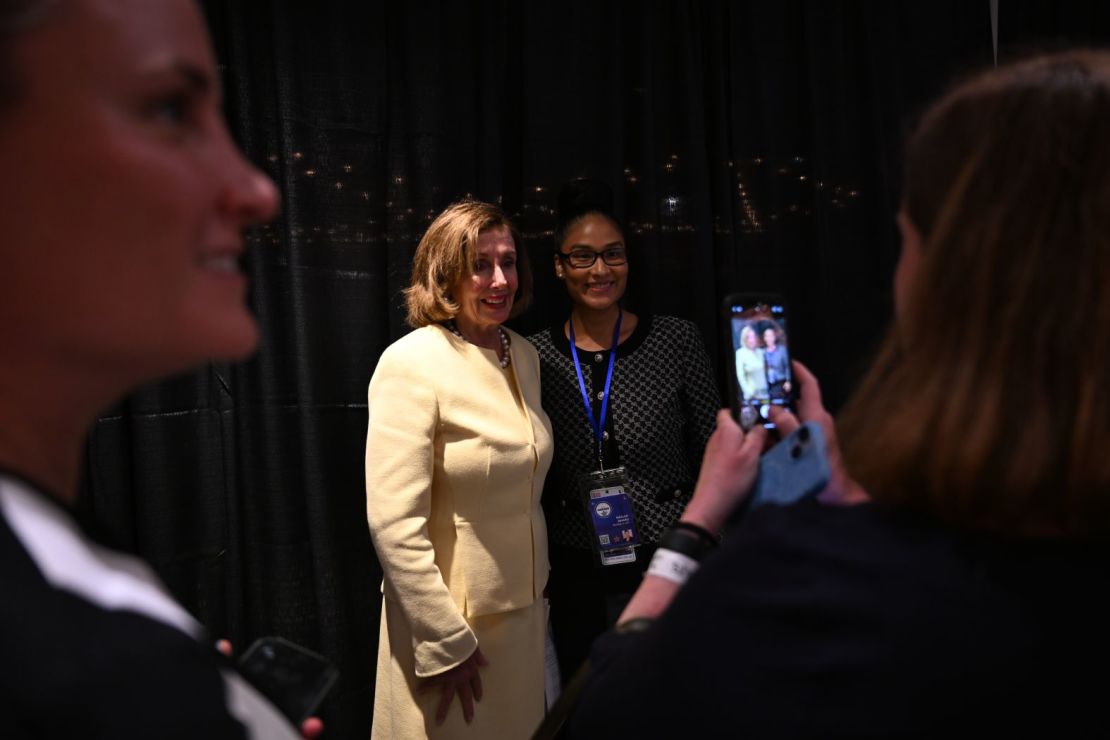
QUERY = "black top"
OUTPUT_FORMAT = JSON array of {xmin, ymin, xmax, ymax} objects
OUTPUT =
[
  {"xmin": 529, "ymin": 315, "xmax": 720, "ymax": 546},
  {"xmin": 0, "ymin": 474, "xmax": 298, "ymax": 739},
  {"xmin": 569, "ymin": 495, "xmax": 1110, "ymax": 738}
]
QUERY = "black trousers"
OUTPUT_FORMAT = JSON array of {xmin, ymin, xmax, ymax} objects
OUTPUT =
[{"xmin": 546, "ymin": 542, "xmax": 657, "ymax": 682}]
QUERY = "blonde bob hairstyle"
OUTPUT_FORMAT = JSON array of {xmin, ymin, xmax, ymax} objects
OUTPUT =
[
  {"xmin": 404, "ymin": 200, "xmax": 533, "ymax": 328},
  {"xmin": 837, "ymin": 50, "xmax": 1110, "ymax": 537}
]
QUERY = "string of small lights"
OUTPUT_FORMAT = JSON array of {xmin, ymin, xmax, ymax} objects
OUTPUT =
[{"xmin": 246, "ymin": 150, "xmax": 860, "ymax": 248}]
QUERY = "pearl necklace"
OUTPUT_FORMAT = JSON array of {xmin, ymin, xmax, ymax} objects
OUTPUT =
[{"xmin": 447, "ymin": 321, "xmax": 511, "ymax": 368}]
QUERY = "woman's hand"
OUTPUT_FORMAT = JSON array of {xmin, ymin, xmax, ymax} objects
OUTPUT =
[
  {"xmin": 681, "ymin": 409, "xmax": 767, "ymax": 535},
  {"xmin": 299, "ymin": 717, "xmax": 324, "ymax": 739},
  {"xmin": 418, "ymin": 647, "xmax": 489, "ymax": 725},
  {"xmin": 767, "ymin": 361, "xmax": 868, "ymax": 506},
  {"xmin": 616, "ymin": 411, "xmax": 764, "ymax": 624}
]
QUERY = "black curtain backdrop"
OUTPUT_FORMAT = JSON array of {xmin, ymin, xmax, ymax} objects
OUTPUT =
[{"xmin": 80, "ymin": 3, "xmax": 1108, "ymax": 738}]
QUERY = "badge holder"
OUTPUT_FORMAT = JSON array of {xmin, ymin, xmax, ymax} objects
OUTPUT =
[
  {"xmin": 579, "ymin": 466, "xmax": 640, "ymax": 566},
  {"xmin": 569, "ymin": 308, "xmax": 639, "ymax": 566}
]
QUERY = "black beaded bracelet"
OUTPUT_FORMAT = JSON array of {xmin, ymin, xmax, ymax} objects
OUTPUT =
[
  {"xmin": 615, "ymin": 617, "xmax": 655, "ymax": 634},
  {"xmin": 669, "ymin": 520, "xmax": 720, "ymax": 548},
  {"xmin": 658, "ymin": 525, "xmax": 712, "ymax": 562}
]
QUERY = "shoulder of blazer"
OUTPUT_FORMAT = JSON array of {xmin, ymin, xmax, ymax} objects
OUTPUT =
[
  {"xmin": 370, "ymin": 325, "xmax": 456, "ymax": 387},
  {"xmin": 378, "ymin": 325, "xmax": 455, "ymax": 363}
]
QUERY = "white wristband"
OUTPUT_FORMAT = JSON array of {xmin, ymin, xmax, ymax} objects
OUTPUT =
[{"xmin": 646, "ymin": 547, "xmax": 700, "ymax": 585}]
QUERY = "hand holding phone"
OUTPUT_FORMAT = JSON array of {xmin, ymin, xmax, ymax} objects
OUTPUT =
[
  {"xmin": 724, "ymin": 293, "xmax": 796, "ymax": 430},
  {"xmin": 237, "ymin": 636, "xmax": 339, "ymax": 726}
]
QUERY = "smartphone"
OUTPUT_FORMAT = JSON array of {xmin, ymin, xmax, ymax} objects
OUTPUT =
[
  {"xmin": 728, "ymin": 421, "xmax": 831, "ymax": 526},
  {"xmin": 237, "ymin": 636, "xmax": 339, "ymax": 725},
  {"xmin": 724, "ymin": 293, "xmax": 795, "ymax": 430}
]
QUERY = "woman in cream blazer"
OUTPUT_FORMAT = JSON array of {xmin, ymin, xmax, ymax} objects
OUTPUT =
[{"xmin": 366, "ymin": 201, "xmax": 553, "ymax": 740}]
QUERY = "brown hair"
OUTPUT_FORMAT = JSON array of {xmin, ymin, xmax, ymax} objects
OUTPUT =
[
  {"xmin": 404, "ymin": 200, "xmax": 533, "ymax": 327},
  {"xmin": 838, "ymin": 50, "xmax": 1110, "ymax": 537},
  {"xmin": 554, "ymin": 178, "xmax": 625, "ymax": 253}
]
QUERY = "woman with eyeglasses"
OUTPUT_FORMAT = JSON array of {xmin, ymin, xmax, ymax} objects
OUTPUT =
[{"xmin": 528, "ymin": 179, "xmax": 719, "ymax": 685}]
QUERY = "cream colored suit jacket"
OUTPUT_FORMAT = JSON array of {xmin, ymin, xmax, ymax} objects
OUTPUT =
[{"xmin": 366, "ymin": 324, "xmax": 553, "ymax": 677}]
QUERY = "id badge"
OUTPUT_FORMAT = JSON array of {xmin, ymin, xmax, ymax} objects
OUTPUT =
[{"xmin": 578, "ymin": 467, "xmax": 640, "ymax": 566}]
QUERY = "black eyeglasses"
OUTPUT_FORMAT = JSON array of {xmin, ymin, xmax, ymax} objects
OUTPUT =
[{"xmin": 557, "ymin": 246, "xmax": 628, "ymax": 269}]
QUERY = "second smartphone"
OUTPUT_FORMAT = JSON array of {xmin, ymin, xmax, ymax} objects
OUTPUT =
[
  {"xmin": 237, "ymin": 636, "xmax": 339, "ymax": 726},
  {"xmin": 724, "ymin": 293, "xmax": 795, "ymax": 430}
]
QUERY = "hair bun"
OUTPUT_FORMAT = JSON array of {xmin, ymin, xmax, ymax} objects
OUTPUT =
[{"xmin": 556, "ymin": 178, "xmax": 615, "ymax": 233}]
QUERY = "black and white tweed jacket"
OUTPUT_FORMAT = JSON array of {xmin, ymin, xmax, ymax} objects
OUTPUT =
[{"xmin": 529, "ymin": 314, "xmax": 720, "ymax": 548}]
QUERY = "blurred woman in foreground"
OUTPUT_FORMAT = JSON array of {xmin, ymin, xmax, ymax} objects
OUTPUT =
[
  {"xmin": 568, "ymin": 50, "xmax": 1110, "ymax": 737},
  {"xmin": 0, "ymin": 1, "xmax": 313, "ymax": 737}
]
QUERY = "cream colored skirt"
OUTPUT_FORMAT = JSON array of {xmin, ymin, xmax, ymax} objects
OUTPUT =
[{"xmin": 372, "ymin": 598, "xmax": 545, "ymax": 740}]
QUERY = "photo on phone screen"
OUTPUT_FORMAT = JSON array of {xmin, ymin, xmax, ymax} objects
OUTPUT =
[{"xmin": 724, "ymin": 294, "xmax": 794, "ymax": 429}]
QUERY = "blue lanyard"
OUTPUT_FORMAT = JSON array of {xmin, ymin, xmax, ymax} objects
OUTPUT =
[{"xmin": 569, "ymin": 308, "xmax": 622, "ymax": 471}]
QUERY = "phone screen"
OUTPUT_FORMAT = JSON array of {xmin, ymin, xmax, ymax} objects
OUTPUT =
[
  {"xmin": 725, "ymin": 294, "xmax": 794, "ymax": 429},
  {"xmin": 237, "ymin": 637, "xmax": 339, "ymax": 725}
]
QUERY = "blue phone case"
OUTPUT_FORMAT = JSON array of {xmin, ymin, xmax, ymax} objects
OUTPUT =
[{"xmin": 746, "ymin": 421, "xmax": 831, "ymax": 511}]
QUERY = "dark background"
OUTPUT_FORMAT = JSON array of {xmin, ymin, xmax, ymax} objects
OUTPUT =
[{"xmin": 81, "ymin": 2, "xmax": 1109, "ymax": 737}]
